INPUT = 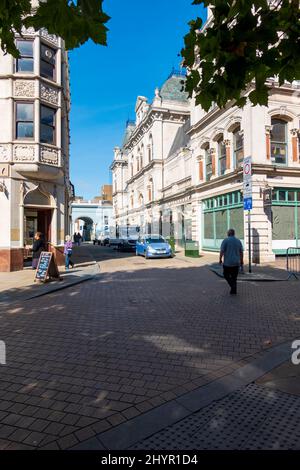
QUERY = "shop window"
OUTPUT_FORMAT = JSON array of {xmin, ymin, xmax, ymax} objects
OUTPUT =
[
  {"xmin": 271, "ymin": 118, "xmax": 288, "ymax": 165},
  {"xmin": 288, "ymin": 191, "xmax": 295, "ymax": 202},
  {"xmin": 215, "ymin": 210, "xmax": 228, "ymax": 239},
  {"xmin": 40, "ymin": 44, "xmax": 56, "ymax": 81},
  {"xmin": 230, "ymin": 208, "xmax": 244, "ymax": 239},
  {"xmin": 16, "ymin": 102, "xmax": 34, "ymax": 139},
  {"xmin": 272, "ymin": 206, "xmax": 295, "ymax": 240},
  {"xmin": 204, "ymin": 212, "xmax": 214, "ymax": 239},
  {"xmin": 279, "ymin": 190, "xmax": 286, "ymax": 201},
  {"xmin": 40, "ymin": 105, "xmax": 56, "ymax": 144},
  {"xmin": 233, "ymin": 127, "xmax": 244, "ymax": 168},
  {"xmin": 297, "ymin": 192, "xmax": 300, "ymax": 202},
  {"xmin": 16, "ymin": 40, "xmax": 34, "ymax": 72}
]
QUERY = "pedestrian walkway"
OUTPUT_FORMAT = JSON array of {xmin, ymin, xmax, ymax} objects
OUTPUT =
[
  {"xmin": 0, "ymin": 244, "xmax": 299, "ymax": 450},
  {"xmin": 0, "ymin": 245, "xmax": 99, "ymax": 306},
  {"xmin": 175, "ymin": 251, "xmax": 290, "ymax": 282}
]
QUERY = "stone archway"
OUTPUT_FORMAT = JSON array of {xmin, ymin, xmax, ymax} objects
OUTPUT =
[{"xmin": 74, "ymin": 216, "xmax": 94, "ymax": 241}]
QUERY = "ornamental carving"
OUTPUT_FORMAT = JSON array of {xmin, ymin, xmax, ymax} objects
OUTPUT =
[
  {"xmin": 14, "ymin": 80, "xmax": 35, "ymax": 98},
  {"xmin": 40, "ymin": 83, "xmax": 58, "ymax": 105},
  {"xmin": 40, "ymin": 29, "xmax": 58, "ymax": 46},
  {"xmin": 14, "ymin": 145, "xmax": 35, "ymax": 162},
  {"xmin": 40, "ymin": 146, "xmax": 59, "ymax": 165},
  {"xmin": 0, "ymin": 145, "xmax": 10, "ymax": 162},
  {"xmin": 21, "ymin": 26, "xmax": 36, "ymax": 36}
]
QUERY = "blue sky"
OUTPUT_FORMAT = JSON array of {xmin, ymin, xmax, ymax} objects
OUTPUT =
[{"xmin": 69, "ymin": 0, "xmax": 206, "ymax": 199}]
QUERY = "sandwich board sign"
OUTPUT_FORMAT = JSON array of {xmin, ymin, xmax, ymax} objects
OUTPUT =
[
  {"xmin": 243, "ymin": 156, "xmax": 252, "ymax": 210},
  {"xmin": 34, "ymin": 251, "xmax": 61, "ymax": 282}
]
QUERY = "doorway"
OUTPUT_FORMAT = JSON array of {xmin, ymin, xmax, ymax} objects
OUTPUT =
[{"xmin": 24, "ymin": 208, "xmax": 53, "ymax": 264}]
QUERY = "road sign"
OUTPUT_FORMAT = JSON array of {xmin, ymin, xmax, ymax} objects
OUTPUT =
[
  {"xmin": 243, "ymin": 156, "xmax": 252, "ymax": 211},
  {"xmin": 244, "ymin": 197, "xmax": 253, "ymax": 210}
]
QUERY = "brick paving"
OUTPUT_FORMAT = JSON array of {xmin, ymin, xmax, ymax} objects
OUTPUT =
[{"xmin": 0, "ymin": 244, "xmax": 299, "ymax": 449}]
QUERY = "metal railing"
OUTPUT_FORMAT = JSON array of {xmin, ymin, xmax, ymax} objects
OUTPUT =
[{"xmin": 286, "ymin": 247, "xmax": 300, "ymax": 280}]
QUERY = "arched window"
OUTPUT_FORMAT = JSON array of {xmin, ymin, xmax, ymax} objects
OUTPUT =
[
  {"xmin": 218, "ymin": 138, "xmax": 226, "ymax": 176},
  {"xmin": 271, "ymin": 118, "xmax": 288, "ymax": 164},
  {"xmin": 204, "ymin": 144, "xmax": 212, "ymax": 181},
  {"xmin": 233, "ymin": 126, "xmax": 244, "ymax": 168},
  {"xmin": 136, "ymin": 154, "xmax": 140, "ymax": 172}
]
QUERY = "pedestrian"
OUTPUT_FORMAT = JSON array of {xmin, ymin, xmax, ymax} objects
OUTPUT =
[
  {"xmin": 64, "ymin": 235, "xmax": 74, "ymax": 271},
  {"xmin": 32, "ymin": 232, "xmax": 45, "ymax": 269},
  {"xmin": 219, "ymin": 228, "xmax": 244, "ymax": 295},
  {"xmin": 73, "ymin": 232, "xmax": 82, "ymax": 246}
]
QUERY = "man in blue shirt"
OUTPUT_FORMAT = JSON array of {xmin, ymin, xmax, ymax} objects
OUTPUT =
[{"xmin": 219, "ymin": 228, "xmax": 244, "ymax": 295}]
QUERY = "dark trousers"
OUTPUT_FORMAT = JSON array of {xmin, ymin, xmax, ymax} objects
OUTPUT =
[{"xmin": 223, "ymin": 265, "xmax": 239, "ymax": 293}]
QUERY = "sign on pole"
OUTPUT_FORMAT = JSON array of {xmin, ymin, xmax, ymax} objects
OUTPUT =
[
  {"xmin": 243, "ymin": 156, "xmax": 252, "ymax": 210},
  {"xmin": 243, "ymin": 156, "xmax": 252, "ymax": 273}
]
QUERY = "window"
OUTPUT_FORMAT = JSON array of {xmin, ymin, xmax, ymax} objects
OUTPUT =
[
  {"xmin": 16, "ymin": 40, "xmax": 34, "ymax": 72},
  {"xmin": 271, "ymin": 118, "xmax": 288, "ymax": 164},
  {"xmin": 40, "ymin": 44, "xmax": 56, "ymax": 81},
  {"xmin": 233, "ymin": 127, "xmax": 244, "ymax": 168},
  {"xmin": 40, "ymin": 105, "xmax": 56, "ymax": 144},
  {"xmin": 104, "ymin": 216, "xmax": 109, "ymax": 225},
  {"xmin": 16, "ymin": 103, "xmax": 34, "ymax": 139},
  {"xmin": 218, "ymin": 139, "xmax": 226, "ymax": 175},
  {"xmin": 205, "ymin": 146, "xmax": 212, "ymax": 181}
]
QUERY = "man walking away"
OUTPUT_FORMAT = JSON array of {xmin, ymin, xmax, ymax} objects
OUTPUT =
[{"xmin": 219, "ymin": 228, "xmax": 244, "ymax": 295}]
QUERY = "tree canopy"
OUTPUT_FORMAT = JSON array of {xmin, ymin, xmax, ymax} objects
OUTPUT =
[
  {"xmin": 1, "ymin": 1, "xmax": 299, "ymax": 111},
  {"xmin": 181, "ymin": 0, "xmax": 300, "ymax": 111},
  {"xmin": 0, "ymin": 0, "xmax": 109, "ymax": 57}
]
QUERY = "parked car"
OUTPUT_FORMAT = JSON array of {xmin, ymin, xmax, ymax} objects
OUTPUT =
[
  {"xmin": 93, "ymin": 232, "xmax": 110, "ymax": 246},
  {"xmin": 136, "ymin": 235, "xmax": 173, "ymax": 259},
  {"xmin": 109, "ymin": 225, "xmax": 140, "ymax": 251},
  {"xmin": 120, "ymin": 238, "xmax": 137, "ymax": 251}
]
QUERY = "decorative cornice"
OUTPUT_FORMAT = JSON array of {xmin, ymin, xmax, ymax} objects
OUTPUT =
[
  {"xmin": 124, "ymin": 108, "xmax": 189, "ymax": 151},
  {"xmin": 40, "ymin": 29, "xmax": 59, "ymax": 46}
]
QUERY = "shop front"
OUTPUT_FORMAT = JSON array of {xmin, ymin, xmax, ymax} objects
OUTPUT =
[
  {"xmin": 272, "ymin": 188, "xmax": 300, "ymax": 254},
  {"xmin": 202, "ymin": 190, "xmax": 244, "ymax": 251}
]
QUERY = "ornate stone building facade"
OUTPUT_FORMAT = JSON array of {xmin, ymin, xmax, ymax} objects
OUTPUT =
[
  {"xmin": 111, "ymin": 70, "xmax": 191, "ymax": 246},
  {"xmin": 0, "ymin": 16, "xmax": 72, "ymax": 270},
  {"xmin": 112, "ymin": 71, "xmax": 300, "ymax": 262}
]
